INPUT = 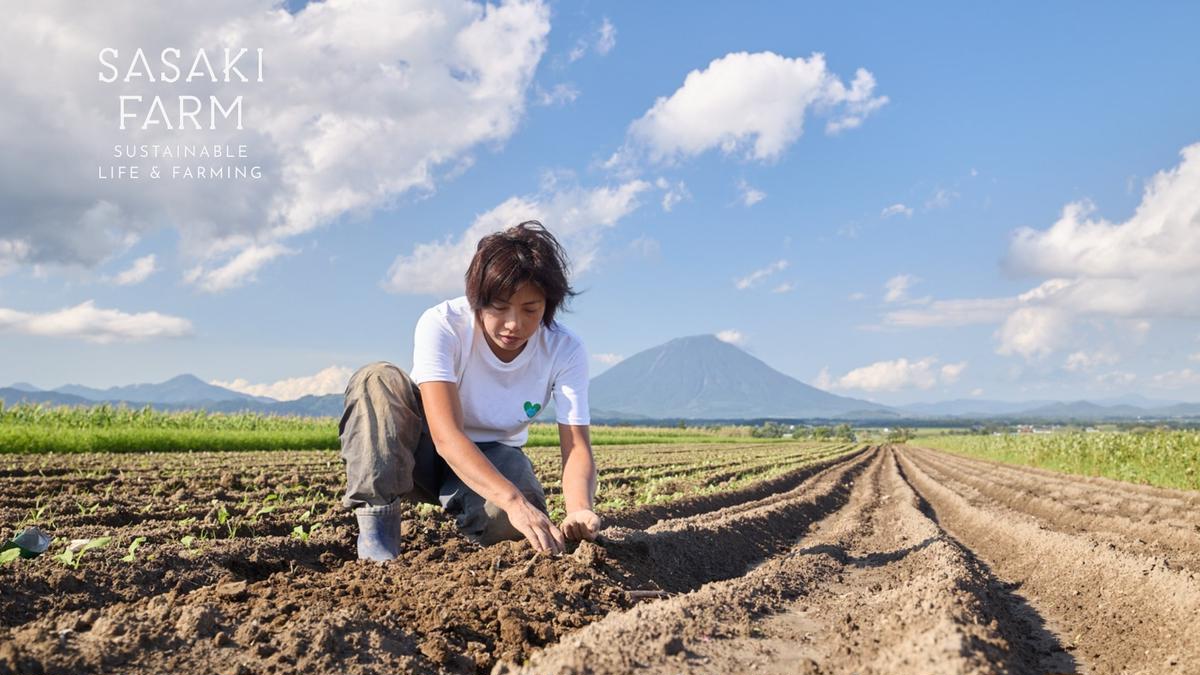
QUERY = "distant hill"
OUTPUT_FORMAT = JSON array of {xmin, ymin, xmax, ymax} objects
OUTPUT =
[
  {"xmin": 53, "ymin": 374, "xmax": 272, "ymax": 404},
  {"xmin": 586, "ymin": 334, "xmax": 896, "ymax": 419}
]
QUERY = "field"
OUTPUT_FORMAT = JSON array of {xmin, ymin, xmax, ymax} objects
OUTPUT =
[{"xmin": 2, "ymin": 436, "xmax": 1199, "ymax": 674}]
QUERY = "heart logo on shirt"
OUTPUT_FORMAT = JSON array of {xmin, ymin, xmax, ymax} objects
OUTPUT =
[{"xmin": 523, "ymin": 401, "xmax": 541, "ymax": 418}]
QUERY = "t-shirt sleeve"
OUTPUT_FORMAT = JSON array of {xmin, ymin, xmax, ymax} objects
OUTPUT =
[
  {"xmin": 552, "ymin": 338, "xmax": 590, "ymax": 425},
  {"xmin": 409, "ymin": 307, "xmax": 460, "ymax": 385}
]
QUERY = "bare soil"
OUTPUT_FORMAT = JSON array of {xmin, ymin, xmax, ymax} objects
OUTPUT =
[{"xmin": 2, "ymin": 444, "xmax": 1197, "ymax": 675}]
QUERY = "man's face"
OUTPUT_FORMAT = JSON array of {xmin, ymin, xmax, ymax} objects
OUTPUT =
[{"xmin": 479, "ymin": 281, "xmax": 546, "ymax": 357}]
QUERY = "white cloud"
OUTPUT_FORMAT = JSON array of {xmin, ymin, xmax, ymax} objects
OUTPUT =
[
  {"xmin": 995, "ymin": 306, "xmax": 1069, "ymax": 359},
  {"xmin": 925, "ymin": 187, "xmax": 958, "ymax": 210},
  {"xmin": 1095, "ymin": 371, "xmax": 1137, "ymax": 387},
  {"xmin": 969, "ymin": 387, "xmax": 984, "ymax": 397},
  {"xmin": 1190, "ymin": 352, "xmax": 1200, "ymax": 363},
  {"xmin": 616, "ymin": 51, "xmax": 886, "ymax": 166},
  {"xmin": 184, "ymin": 242, "xmax": 296, "ymax": 293},
  {"xmin": 111, "ymin": 254, "xmax": 158, "ymax": 286},
  {"xmin": 211, "ymin": 365, "xmax": 353, "ymax": 401},
  {"xmin": 567, "ymin": 17, "xmax": 616, "ymax": 62},
  {"xmin": 1063, "ymin": 349, "xmax": 1119, "ymax": 372},
  {"xmin": 592, "ymin": 353, "xmax": 623, "ymax": 366},
  {"xmin": 715, "ymin": 329, "xmax": 746, "ymax": 346},
  {"xmin": 735, "ymin": 259, "xmax": 788, "ymax": 290},
  {"xmin": 383, "ymin": 179, "xmax": 650, "ymax": 295},
  {"xmin": 654, "ymin": 177, "xmax": 690, "ymax": 212},
  {"xmin": 771, "ymin": 281, "xmax": 796, "ymax": 294},
  {"xmin": 848, "ymin": 291, "xmax": 866, "ymax": 301},
  {"xmin": 883, "ymin": 274, "xmax": 917, "ymax": 303},
  {"xmin": 535, "ymin": 82, "xmax": 580, "ymax": 107},
  {"xmin": 596, "ymin": 18, "xmax": 617, "ymax": 55},
  {"xmin": 1151, "ymin": 368, "xmax": 1200, "ymax": 390},
  {"xmin": 736, "ymin": 179, "xmax": 766, "ymax": 206},
  {"xmin": 881, "ymin": 142, "xmax": 1200, "ymax": 361},
  {"xmin": 880, "ymin": 203, "xmax": 913, "ymax": 218},
  {"xmin": 0, "ymin": 300, "xmax": 192, "ymax": 343},
  {"xmin": 822, "ymin": 356, "xmax": 966, "ymax": 392},
  {"xmin": 1, "ymin": 1, "xmax": 551, "ymax": 288},
  {"xmin": 940, "ymin": 361, "xmax": 967, "ymax": 384},
  {"xmin": 883, "ymin": 297, "xmax": 1017, "ymax": 328}
]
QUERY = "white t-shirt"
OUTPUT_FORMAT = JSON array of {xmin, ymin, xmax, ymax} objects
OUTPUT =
[{"xmin": 409, "ymin": 295, "xmax": 590, "ymax": 446}]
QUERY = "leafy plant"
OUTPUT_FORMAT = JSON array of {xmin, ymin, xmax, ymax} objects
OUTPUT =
[
  {"xmin": 53, "ymin": 536, "xmax": 112, "ymax": 569},
  {"xmin": 120, "ymin": 536, "xmax": 146, "ymax": 563},
  {"xmin": 0, "ymin": 548, "xmax": 21, "ymax": 565},
  {"xmin": 291, "ymin": 523, "xmax": 319, "ymax": 542}
]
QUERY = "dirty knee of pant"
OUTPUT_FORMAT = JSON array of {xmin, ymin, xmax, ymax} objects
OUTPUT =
[{"xmin": 471, "ymin": 501, "xmax": 525, "ymax": 546}]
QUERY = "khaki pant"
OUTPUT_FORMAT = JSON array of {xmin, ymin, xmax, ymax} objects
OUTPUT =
[{"xmin": 338, "ymin": 361, "xmax": 549, "ymax": 545}]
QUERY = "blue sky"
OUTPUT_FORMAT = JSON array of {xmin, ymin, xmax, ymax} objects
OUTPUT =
[{"xmin": 2, "ymin": 1, "xmax": 1200, "ymax": 405}]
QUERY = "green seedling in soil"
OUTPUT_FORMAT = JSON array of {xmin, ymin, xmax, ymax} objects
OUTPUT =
[
  {"xmin": 180, "ymin": 535, "xmax": 195, "ymax": 549},
  {"xmin": 120, "ymin": 536, "xmax": 147, "ymax": 563},
  {"xmin": 75, "ymin": 500, "xmax": 100, "ymax": 515},
  {"xmin": 179, "ymin": 516, "xmax": 197, "ymax": 527},
  {"xmin": 291, "ymin": 524, "xmax": 320, "ymax": 542},
  {"xmin": 19, "ymin": 496, "xmax": 51, "ymax": 527},
  {"xmin": 1, "ymin": 548, "xmax": 21, "ymax": 565},
  {"xmin": 53, "ymin": 536, "xmax": 112, "ymax": 569},
  {"xmin": 175, "ymin": 503, "xmax": 187, "ymax": 513}
]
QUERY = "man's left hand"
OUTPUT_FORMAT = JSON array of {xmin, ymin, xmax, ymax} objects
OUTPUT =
[{"xmin": 559, "ymin": 509, "xmax": 602, "ymax": 542}]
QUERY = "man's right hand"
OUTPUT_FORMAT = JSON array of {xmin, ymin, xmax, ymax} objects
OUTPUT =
[{"xmin": 505, "ymin": 496, "xmax": 565, "ymax": 554}]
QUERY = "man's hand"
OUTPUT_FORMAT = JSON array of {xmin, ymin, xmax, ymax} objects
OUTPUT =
[
  {"xmin": 559, "ymin": 509, "xmax": 602, "ymax": 542},
  {"xmin": 505, "ymin": 497, "xmax": 566, "ymax": 554}
]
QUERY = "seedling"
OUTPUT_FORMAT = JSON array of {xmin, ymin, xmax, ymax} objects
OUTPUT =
[
  {"xmin": 0, "ymin": 548, "xmax": 21, "ymax": 565},
  {"xmin": 53, "ymin": 536, "xmax": 112, "ymax": 569},
  {"xmin": 180, "ymin": 535, "xmax": 195, "ymax": 549},
  {"xmin": 291, "ymin": 524, "xmax": 319, "ymax": 543},
  {"xmin": 120, "ymin": 536, "xmax": 147, "ymax": 563}
]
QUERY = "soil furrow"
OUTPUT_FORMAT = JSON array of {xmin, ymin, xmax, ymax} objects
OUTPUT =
[{"xmin": 898, "ymin": 446, "xmax": 1200, "ymax": 674}]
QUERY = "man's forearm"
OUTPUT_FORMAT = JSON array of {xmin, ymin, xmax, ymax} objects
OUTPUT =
[
  {"xmin": 561, "ymin": 450, "xmax": 597, "ymax": 513},
  {"xmin": 434, "ymin": 432, "xmax": 523, "ymax": 508}
]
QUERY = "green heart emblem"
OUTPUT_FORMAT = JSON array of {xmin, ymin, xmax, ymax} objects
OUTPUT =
[{"xmin": 523, "ymin": 401, "xmax": 542, "ymax": 418}]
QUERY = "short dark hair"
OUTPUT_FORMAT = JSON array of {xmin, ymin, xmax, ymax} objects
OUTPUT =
[{"xmin": 465, "ymin": 220, "xmax": 580, "ymax": 328}]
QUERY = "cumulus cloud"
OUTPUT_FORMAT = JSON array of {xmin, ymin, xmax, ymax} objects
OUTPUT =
[
  {"xmin": 568, "ymin": 16, "xmax": 616, "ymax": 62},
  {"xmin": 211, "ymin": 365, "xmax": 353, "ymax": 401},
  {"xmin": 612, "ymin": 51, "xmax": 885, "ymax": 166},
  {"xmin": 882, "ymin": 142, "xmax": 1200, "ymax": 361},
  {"xmin": 1, "ymin": 1, "xmax": 551, "ymax": 289},
  {"xmin": 819, "ymin": 356, "xmax": 967, "ymax": 392},
  {"xmin": 772, "ymin": 281, "xmax": 795, "ymax": 294},
  {"xmin": 592, "ymin": 353, "xmax": 623, "ymax": 366},
  {"xmin": 383, "ymin": 179, "xmax": 650, "ymax": 295},
  {"xmin": 111, "ymin": 254, "xmax": 158, "ymax": 286},
  {"xmin": 734, "ymin": 259, "xmax": 788, "ymax": 290},
  {"xmin": 0, "ymin": 300, "xmax": 192, "ymax": 343},
  {"xmin": 880, "ymin": 203, "xmax": 912, "ymax": 219},
  {"xmin": 715, "ymin": 329, "xmax": 746, "ymax": 346}
]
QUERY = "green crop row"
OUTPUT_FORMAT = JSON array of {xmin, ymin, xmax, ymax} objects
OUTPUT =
[{"xmin": 913, "ymin": 430, "xmax": 1200, "ymax": 491}]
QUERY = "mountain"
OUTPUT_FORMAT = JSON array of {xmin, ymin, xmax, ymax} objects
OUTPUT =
[
  {"xmin": 0, "ymin": 387, "xmax": 94, "ymax": 407},
  {"xmin": 53, "ymin": 374, "xmax": 273, "ymax": 404},
  {"xmin": 587, "ymin": 334, "xmax": 896, "ymax": 420},
  {"xmin": 9, "ymin": 382, "xmax": 42, "ymax": 392}
]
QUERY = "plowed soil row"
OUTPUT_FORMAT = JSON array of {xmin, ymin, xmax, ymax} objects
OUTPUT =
[
  {"xmin": 507, "ymin": 446, "xmax": 1200, "ymax": 675},
  {"xmin": 4, "ymin": 444, "xmax": 1198, "ymax": 675}
]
